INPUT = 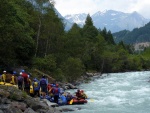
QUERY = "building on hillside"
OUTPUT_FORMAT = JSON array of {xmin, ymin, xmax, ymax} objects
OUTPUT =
[{"xmin": 134, "ymin": 42, "xmax": 150, "ymax": 52}]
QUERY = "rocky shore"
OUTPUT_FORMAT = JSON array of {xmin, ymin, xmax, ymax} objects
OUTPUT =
[
  {"xmin": 0, "ymin": 72, "xmax": 102, "ymax": 113},
  {"xmin": 0, "ymin": 85, "xmax": 63, "ymax": 113}
]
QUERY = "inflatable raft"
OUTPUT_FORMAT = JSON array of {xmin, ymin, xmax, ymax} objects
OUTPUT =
[
  {"xmin": 0, "ymin": 82, "xmax": 18, "ymax": 88},
  {"xmin": 68, "ymin": 98, "xmax": 87, "ymax": 105}
]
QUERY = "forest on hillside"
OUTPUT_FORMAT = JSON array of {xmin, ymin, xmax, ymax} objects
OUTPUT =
[
  {"xmin": 113, "ymin": 22, "xmax": 150, "ymax": 44},
  {"xmin": 1, "ymin": 0, "xmax": 150, "ymax": 82}
]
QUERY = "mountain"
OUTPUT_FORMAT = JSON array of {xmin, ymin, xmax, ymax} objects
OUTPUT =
[
  {"xmin": 53, "ymin": 8, "xmax": 73, "ymax": 31},
  {"xmin": 64, "ymin": 10, "xmax": 149, "ymax": 33},
  {"xmin": 64, "ymin": 13, "xmax": 87, "ymax": 27},
  {"xmin": 113, "ymin": 22, "xmax": 150, "ymax": 44}
]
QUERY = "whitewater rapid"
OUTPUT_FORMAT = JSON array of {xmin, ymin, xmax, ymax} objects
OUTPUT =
[{"xmin": 62, "ymin": 71, "xmax": 150, "ymax": 113}]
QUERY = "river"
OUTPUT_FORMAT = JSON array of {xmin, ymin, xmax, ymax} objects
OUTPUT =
[{"xmin": 61, "ymin": 71, "xmax": 150, "ymax": 113}]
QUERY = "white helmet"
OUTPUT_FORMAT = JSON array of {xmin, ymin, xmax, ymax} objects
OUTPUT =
[{"xmin": 3, "ymin": 70, "xmax": 6, "ymax": 73}]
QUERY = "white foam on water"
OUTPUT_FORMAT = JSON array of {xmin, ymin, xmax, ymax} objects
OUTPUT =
[{"xmin": 65, "ymin": 71, "xmax": 150, "ymax": 113}]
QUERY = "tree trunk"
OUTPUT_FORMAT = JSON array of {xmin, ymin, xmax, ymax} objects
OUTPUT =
[
  {"xmin": 45, "ymin": 37, "xmax": 49, "ymax": 57},
  {"xmin": 35, "ymin": 17, "xmax": 41, "ymax": 57}
]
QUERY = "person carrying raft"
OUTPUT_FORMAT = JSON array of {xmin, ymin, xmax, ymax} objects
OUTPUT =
[
  {"xmin": 2, "ymin": 70, "xmax": 7, "ymax": 83},
  {"xmin": 40, "ymin": 75, "xmax": 47, "ymax": 99},
  {"xmin": 20, "ymin": 70, "xmax": 31, "ymax": 94},
  {"xmin": 10, "ymin": 71, "xmax": 16, "ymax": 85},
  {"xmin": 17, "ymin": 74, "xmax": 24, "ymax": 90},
  {"xmin": 32, "ymin": 78, "xmax": 40, "ymax": 97}
]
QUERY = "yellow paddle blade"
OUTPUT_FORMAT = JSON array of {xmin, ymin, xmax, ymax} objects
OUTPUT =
[
  {"xmin": 90, "ymin": 99, "xmax": 94, "ymax": 102},
  {"xmin": 30, "ymin": 85, "xmax": 34, "ymax": 94},
  {"xmin": 69, "ymin": 99, "xmax": 73, "ymax": 105}
]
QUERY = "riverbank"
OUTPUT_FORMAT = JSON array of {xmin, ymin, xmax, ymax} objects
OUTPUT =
[
  {"xmin": 0, "ymin": 71, "xmax": 102, "ymax": 113},
  {"xmin": 59, "ymin": 72, "xmax": 102, "ymax": 90},
  {"xmin": 0, "ymin": 85, "xmax": 77, "ymax": 113}
]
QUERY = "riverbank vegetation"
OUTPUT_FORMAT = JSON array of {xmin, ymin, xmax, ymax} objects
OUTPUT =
[{"xmin": 1, "ymin": 0, "xmax": 150, "ymax": 82}]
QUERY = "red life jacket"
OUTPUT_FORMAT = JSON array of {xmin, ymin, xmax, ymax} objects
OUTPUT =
[
  {"xmin": 47, "ymin": 84, "xmax": 52, "ymax": 91},
  {"xmin": 76, "ymin": 92, "xmax": 82, "ymax": 98},
  {"xmin": 22, "ymin": 72, "xmax": 28, "ymax": 83},
  {"xmin": 53, "ymin": 87, "xmax": 60, "ymax": 95}
]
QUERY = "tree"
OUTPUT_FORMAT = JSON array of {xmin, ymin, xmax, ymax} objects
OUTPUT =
[
  {"xmin": 65, "ymin": 23, "xmax": 84, "ymax": 58},
  {"xmin": 82, "ymin": 14, "xmax": 98, "ymax": 39},
  {"xmin": 60, "ymin": 57, "xmax": 85, "ymax": 82},
  {"xmin": 0, "ymin": 0, "xmax": 35, "ymax": 66}
]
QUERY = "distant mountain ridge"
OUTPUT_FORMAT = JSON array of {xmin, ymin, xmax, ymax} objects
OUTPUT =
[
  {"xmin": 113, "ymin": 22, "xmax": 150, "ymax": 44},
  {"xmin": 63, "ymin": 10, "xmax": 150, "ymax": 33}
]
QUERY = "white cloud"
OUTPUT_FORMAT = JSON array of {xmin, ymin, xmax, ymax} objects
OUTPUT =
[{"xmin": 54, "ymin": 0, "xmax": 150, "ymax": 18}]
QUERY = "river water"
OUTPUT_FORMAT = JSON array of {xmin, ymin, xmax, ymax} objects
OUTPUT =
[{"xmin": 62, "ymin": 71, "xmax": 150, "ymax": 113}]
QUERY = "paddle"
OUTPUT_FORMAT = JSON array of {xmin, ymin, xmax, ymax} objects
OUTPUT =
[
  {"xmin": 89, "ymin": 98, "xmax": 94, "ymax": 102},
  {"xmin": 87, "ymin": 98, "xmax": 95, "ymax": 102},
  {"xmin": 69, "ymin": 99, "xmax": 73, "ymax": 105}
]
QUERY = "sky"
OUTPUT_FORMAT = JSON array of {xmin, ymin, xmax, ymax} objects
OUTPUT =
[{"xmin": 54, "ymin": 0, "xmax": 150, "ymax": 19}]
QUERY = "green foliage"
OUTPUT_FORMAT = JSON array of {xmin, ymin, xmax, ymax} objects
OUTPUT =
[
  {"xmin": 22, "ymin": 91, "xmax": 28, "ymax": 98},
  {"xmin": 113, "ymin": 22, "xmax": 150, "ymax": 44},
  {"xmin": 9, "ymin": 91, "xmax": 18, "ymax": 100},
  {"xmin": 60, "ymin": 57, "xmax": 85, "ymax": 82},
  {"xmin": 1, "ymin": 0, "xmax": 150, "ymax": 82},
  {"xmin": 33, "ymin": 54, "xmax": 56, "ymax": 72},
  {"xmin": 0, "ymin": 0, "xmax": 35, "ymax": 66},
  {"xmin": 53, "ymin": 68, "xmax": 66, "ymax": 82},
  {"xmin": 113, "ymin": 30, "xmax": 130, "ymax": 43},
  {"xmin": 82, "ymin": 14, "xmax": 98, "ymax": 39},
  {"xmin": 84, "ymin": 14, "xmax": 94, "ymax": 26},
  {"xmin": 100, "ymin": 28, "xmax": 115, "ymax": 45},
  {"xmin": 65, "ymin": 23, "xmax": 84, "ymax": 58}
]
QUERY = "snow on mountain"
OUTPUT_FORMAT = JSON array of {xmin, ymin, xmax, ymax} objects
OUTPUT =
[
  {"xmin": 64, "ymin": 13, "xmax": 87, "ymax": 26},
  {"xmin": 63, "ymin": 10, "xmax": 150, "ymax": 33}
]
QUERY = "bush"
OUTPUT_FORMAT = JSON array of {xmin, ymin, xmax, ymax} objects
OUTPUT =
[
  {"xmin": 33, "ymin": 54, "xmax": 56, "ymax": 72},
  {"xmin": 60, "ymin": 57, "xmax": 85, "ymax": 82}
]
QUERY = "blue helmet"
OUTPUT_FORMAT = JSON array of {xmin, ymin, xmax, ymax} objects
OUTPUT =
[
  {"xmin": 33, "ymin": 78, "xmax": 37, "ymax": 81},
  {"xmin": 21, "ymin": 70, "xmax": 25, "ymax": 72},
  {"xmin": 13, "ymin": 71, "xmax": 17, "ymax": 74}
]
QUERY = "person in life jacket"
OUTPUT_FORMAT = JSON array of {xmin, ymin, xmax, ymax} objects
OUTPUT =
[
  {"xmin": 17, "ymin": 75, "xmax": 24, "ymax": 90},
  {"xmin": 2, "ymin": 70, "xmax": 7, "ymax": 83},
  {"xmin": 10, "ymin": 71, "xmax": 17, "ymax": 85},
  {"xmin": 53, "ymin": 84, "xmax": 60, "ymax": 103},
  {"xmin": 24, "ymin": 77, "xmax": 31, "ymax": 95},
  {"xmin": 21, "ymin": 70, "xmax": 28, "ymax": 83},
  {"xmin": 32, "ymin": 78, "xmax": 40, "ymax": 97},
  {"xmin": 80, "ymin": 90, "xmax": 87, "ymax": 99},
  {"xmin": 40, "ymin": 75, "xmax": 47, "ymax": 99},
  {"xmin": 11, "ymin": 74, "xmax": 15, "ymax": 85},
  {"xmin": 47, "ymin": 83, "xmax": 54, "ymax": 98},
  {"xmin": 75, "ymin": 89, "xmax": 82, "ymax": 99},
  {"xmin": 66, "ymin": 91, "xmax": 74, "ymax": 102},
  {"xmin": 20, "ymin": 70, "xmax": 31, "ymax": 94}
]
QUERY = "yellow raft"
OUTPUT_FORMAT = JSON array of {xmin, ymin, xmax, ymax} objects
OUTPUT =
[
  {"xmin": 0, "ymin": 82, "xmax": 38, "ymax": 96},
  {"xmin": 0, "ymin": 82, "xmax": 18, "ymax": 88}
]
